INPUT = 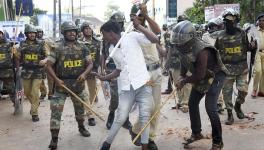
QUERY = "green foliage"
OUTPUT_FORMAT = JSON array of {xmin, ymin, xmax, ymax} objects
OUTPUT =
[
  {"xmin": 184, "ymin": 0, "xmax": 264, "ymax": 24},
  {"xmin": 104, "ymin": 2, "xmax": 120, "ymax": 21}
]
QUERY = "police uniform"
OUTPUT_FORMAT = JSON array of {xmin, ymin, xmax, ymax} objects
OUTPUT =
[
  {"xmin": 79, "ymin": 36, "xmax": 100, "ymax": 120},
  {"xmin": 0, "ymin": 36, "xmax": 15, "ymax": 103},
  {"xmin": 19, "ymin": 38, "xmax": 47, "ymax": 119},
  {"xmin": 214, "ymin": 28, "xmax": 249, "ymax": 113}
]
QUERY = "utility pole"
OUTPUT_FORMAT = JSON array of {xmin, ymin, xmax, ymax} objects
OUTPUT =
[
  {"xmin": 53, "ymin": 0, "xmax": 56, "ymax": 38},
  {"xmin": 58, "ymin": 0, "xmax": 61, "ymax": 37},
  {"xmin": 71, "ymin": 0, "xmax": 74, "ymax": 20},
  {"xmin": 80, "ymin": 0, "xmax": 81, "ymax": 17},
  {"xmin": 253, "ymin": 0, "xmax": 256, "ymax": 23}
]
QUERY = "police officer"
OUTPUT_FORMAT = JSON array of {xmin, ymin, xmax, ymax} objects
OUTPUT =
[
  {"xmin": 0, "ymin": 29, "xmax": 18, "ymax": 105},
  {"xmin": 101, "ymin": 11, "xmax": 132, "ymax": 130},
  {"xmin": 45, "ymin": 21, "xmax": 93, "ymax": 150},
  {"xmin": 165, "ymin": 15, "xmax": 191, "ymax": 113},
  {"xmin": 79, "ymin": 21, "xmax": 101, "ymax": 126},
  {"xmin": 202, "ymin": 17, "xmax": 225, "ymax": 113},
  {"xmin": 35, "ymin": 26, "xmax": 48, "ymax": 101},
  {"xmin": 171, "ymin": 20, "xmax": 227, "ymax": 150},
  {"xmin": 17, "ymin": 24, "xmax": 48, "ymax": 122},
  {"xmin": 213, "ymin": 9, "xmax": 253, "ymax": 125}
]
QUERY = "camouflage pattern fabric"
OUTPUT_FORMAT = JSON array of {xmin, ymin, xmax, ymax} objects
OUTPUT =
[
  {"xmin": 222, "ymin": 73, "xmax": 248, "ymax": 110},
  {"xmin": 0, "ymin": 78, "xmax": 15, "ymax": 102},
  {"xmin": 213, "ymin": 29, "xmax": 249, "ymax": 76},
  {"xmin": 19, "ymin": 40, "xmax": 46, "ymax": 79},
  {"xmin": 50, "ymin": 91, "xmax": 88, "ymax": 130}
]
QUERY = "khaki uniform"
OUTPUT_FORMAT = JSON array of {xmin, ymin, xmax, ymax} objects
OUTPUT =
[
  {"xmin": 253, "ymin": 27, "xmax": 264, "ymax": 94},
  {"xmin": 19, "ymin": 39, "xmax": 48, "ymax": 115},
  {"xmin": 132, "ymin": 43, "xmax": 161, "ymax": 140},
  {"xmin": 79, "ymin": 36, "xmax": 101, "ymax": 118}
]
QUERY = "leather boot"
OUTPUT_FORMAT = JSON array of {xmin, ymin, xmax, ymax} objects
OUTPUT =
[
  {"xmin": 49, "ymin": 129, "xmax": 59, "ymax": 150},
  {"xmin": 234, "ymin": 102, "xmax": 244, "ymax": 119},
  {"xmin": 78, "ymin": 121, "xmax": 91, "ymax": 137},
  {"xmin": 32, "ymin": 115, "xmax": 39, "ymax": 122},
  {"xmin": 106, "ymin": 111, "xmax": 115, "ymax": 130},
  {"xmin": 122, "ymin": 117, "xmax": 132, "ymax": 130},
  {"xmin": 100, "ymin": 141, "xmax": 111, "ymax": 150},
  {"xmin": 210, "ymin": 142, "xmax": 224, "ymax": 150},
  {"xmin": 148, "ymin": 139, "xmax": 158, "ymax": 150},
  {"xmin": 225, "ymin": 110, "xmax": 234, "ymax": 125}
]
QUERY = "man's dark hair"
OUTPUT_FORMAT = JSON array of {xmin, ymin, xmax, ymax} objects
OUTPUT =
[{"xmin": 100, "ymin": 20, "xmax": 121, "ymax": 35}]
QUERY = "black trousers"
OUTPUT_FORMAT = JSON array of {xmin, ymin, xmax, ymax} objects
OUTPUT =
[{"xmin": 188, "ymin": 71, "xmax": 226, "ymax": 144}]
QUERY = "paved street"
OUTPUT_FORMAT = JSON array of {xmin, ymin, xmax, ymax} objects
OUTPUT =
[{"xmin": 0, "ymin": 77, "xmax": 264, "ymax": 150}]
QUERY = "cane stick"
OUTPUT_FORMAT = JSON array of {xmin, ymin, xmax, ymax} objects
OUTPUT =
[
  {"xmin": 61, "ymin": 85, "xmax": 104, "ymax": 121},
  {"xmin": 132, "ymin": 89, "xmax": 176, "ymax": 144}
]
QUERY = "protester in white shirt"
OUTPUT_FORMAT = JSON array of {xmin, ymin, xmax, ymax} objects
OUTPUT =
[{"xmin": 95, "ymin": 18, "xmax": 159, "ymax": 150}]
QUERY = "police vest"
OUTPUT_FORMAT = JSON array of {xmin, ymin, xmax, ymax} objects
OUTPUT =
[
  {"xmin": 176, "ymin": 38, "xmax": 227, "ymax": 93},
  {"xmin": 56, "ymin": 42, "xmax": 86, "ymax": 79},
  {"xmin": 20, "ymin": 41, "xmax": 45, "ymax": 69},
  {"xmin": 215, "ymin": 29, "xmax": 248, "ymax": 75},
  {"xmin": 0, "ymin": 42, "xmax": 12, "ymax": 69}
]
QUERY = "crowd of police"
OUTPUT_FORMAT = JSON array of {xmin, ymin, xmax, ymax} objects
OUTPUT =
[{"xmin": 0, "ymin": 2, "xmax": 264, "ymax": 150}]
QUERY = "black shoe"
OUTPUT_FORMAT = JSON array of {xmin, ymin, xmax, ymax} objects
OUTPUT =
[
  {"xmin": 49, "ymin": 137, "xmax": 58, "ymax": 150},
  {"xmin": 129, "ymin": 127, "xmax": 141, "ymax": 146},
  {"xmin": 148, "ymin": 139, "xmax": 158, "ymax": 150},
  {"xmin": 225, "ymin": 110, "xmax": 234, "ymax": 125},
  {"xmin": 210, "ymin": 142, "xmax": 224, "ymax": 150},
  {"xmin": 88, "ymin": 118, "xmax": 96, "ymax": 126},
  {"xmin": 122, "ymin": 118, "xmax": 132, "ymax": 130},
  {"xmin": 32, "ymin": 115, "xmax": 39, "ymax": 122},
  {"xmin": 106, "ymin": 112, "xmax": 115, "ymax": 130},
  {"xmin": 217, "ymin": 104, "xmax": 224, "ymax": 114},
  {"xmin": 48, "ymin": 95, "xmax": 53, "ymax": 100},
  {"xmin": 100, "ymin": 141, "xmax": 111, "ymax": 150},
  {"xmin": 234, "ymin": 102, "xmax": 245, "ymax": 119},
  {"xmin": 78, "ymin": 126, "xmax": 91, "ymax": 137},
  {"xmin": 40, "ymin": 95, "xmax": 46, "ymax": 101}
]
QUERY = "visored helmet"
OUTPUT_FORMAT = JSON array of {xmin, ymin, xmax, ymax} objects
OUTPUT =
[
  {"xmin": 61, "ymin": 21, "xmax": 78, "ymax": 34},
  {"xmin": 110, "ymin": 11, "xmax": 125, "ymax": 23},
  {"xmin": 222, "ymin": 8, "xmax": 240, "ymax": 22},
  {"xmin": 80, "ymin": 21, "xmax": 93, "ymax": 32},
  {"xmin": 170, "ymin": 20, "xmax": 196, "ymax": 45},
  {"xmin": 256, "ymin": 13, "xmax": 264, "ymax": 21},
  {"xmin": 24, "ymin": 24, "xmax": 37, "ymax": 34},
  {"xmin": 177, "ymin": 15, "xmax": 187, "ymax": 23}
]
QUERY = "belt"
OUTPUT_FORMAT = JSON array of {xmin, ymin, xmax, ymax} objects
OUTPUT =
[{"xmin": 146, "ymin": 63, "xmax": 160, "ymax": 71}]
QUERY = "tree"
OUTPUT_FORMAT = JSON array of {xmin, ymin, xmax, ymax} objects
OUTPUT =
[
  {"xmin": 184, "ymin": 0, "xmax": 264, "ymax": 24},
  {"xmin": 104, "ymin": 1, "xmax": 120, "ymax": 21},
  {"xmin": 30, "ymin": 8, "xmax": 47, "ymax": 25}
]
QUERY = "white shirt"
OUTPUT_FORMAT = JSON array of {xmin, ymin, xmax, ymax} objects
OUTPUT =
[{"xmin": 109, "ymin": 32, "xmax": 151, "ymax": 91}]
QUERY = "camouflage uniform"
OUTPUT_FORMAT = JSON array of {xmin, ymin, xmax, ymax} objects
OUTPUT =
[
  {"xmin": 0, "ymin": 37, "xmax": 15, "ymax": 102},
  {"xmin": 214, "ymin": 29, "xmax": 249, "ymax": 111},
  {"xmin": 19, "ymin": 31, "xmax": 47, "ymax": 118},
  {"xmin": 48, "ymin": 39, "xmax": 91, "ymax": 130}
]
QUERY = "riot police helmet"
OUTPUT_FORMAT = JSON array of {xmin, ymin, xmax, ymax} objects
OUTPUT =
[
  {"xmin": 110, "ymin": 11, "xmax": 125, "ymax": 23},
  {"xmin": 222, "ymin": 8, "xmax": 240, "ymax": 22},
  {"xmin": 61, "ymin": 21, "xmax": 78, "ymax": 34},
  {"xmin": 80, "ymin": 21, "xmax": 93, "ymax": 32},
  {"xmin": 170, "ymin": 20, "xmax": 196, "ymax": 46},
  {"xmin": 24, "ymin": 24, "xmax": 37, "ymax": 34}
]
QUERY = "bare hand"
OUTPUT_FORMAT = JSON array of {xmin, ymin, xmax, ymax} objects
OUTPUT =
[
  {"xmin": 39, "ymin": 59, "xmax": 47, "ymax": 66},
  {"xmin": 139, "ymin": 4, "xmax": 148, "ymax": 17},
  {"xmin": 77, "ymin": 73, "xmax": 86, "ymax": 82},
  {"xmin": 175, "ymin": 78, "xmax": 186, "ymax": 91},
  {"xmin": 131, "ymin": 16, "xmax": 141, "ymax": 29},
  {"xmin": 55, "ymin": 79, "xmax": 64, "ymax": 87},
  {"xmin": 94, "ymin": 73, "xmax": 106, "ymax": 81}
]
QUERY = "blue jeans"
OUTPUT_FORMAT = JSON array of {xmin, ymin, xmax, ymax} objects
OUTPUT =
[
  {"xmin": 188, "ymin": 71, "xmax": 226, "ymax": 145},
  {"xmin": 106, "ymin": 85, "xmax": 153, "ymax": 144}
]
